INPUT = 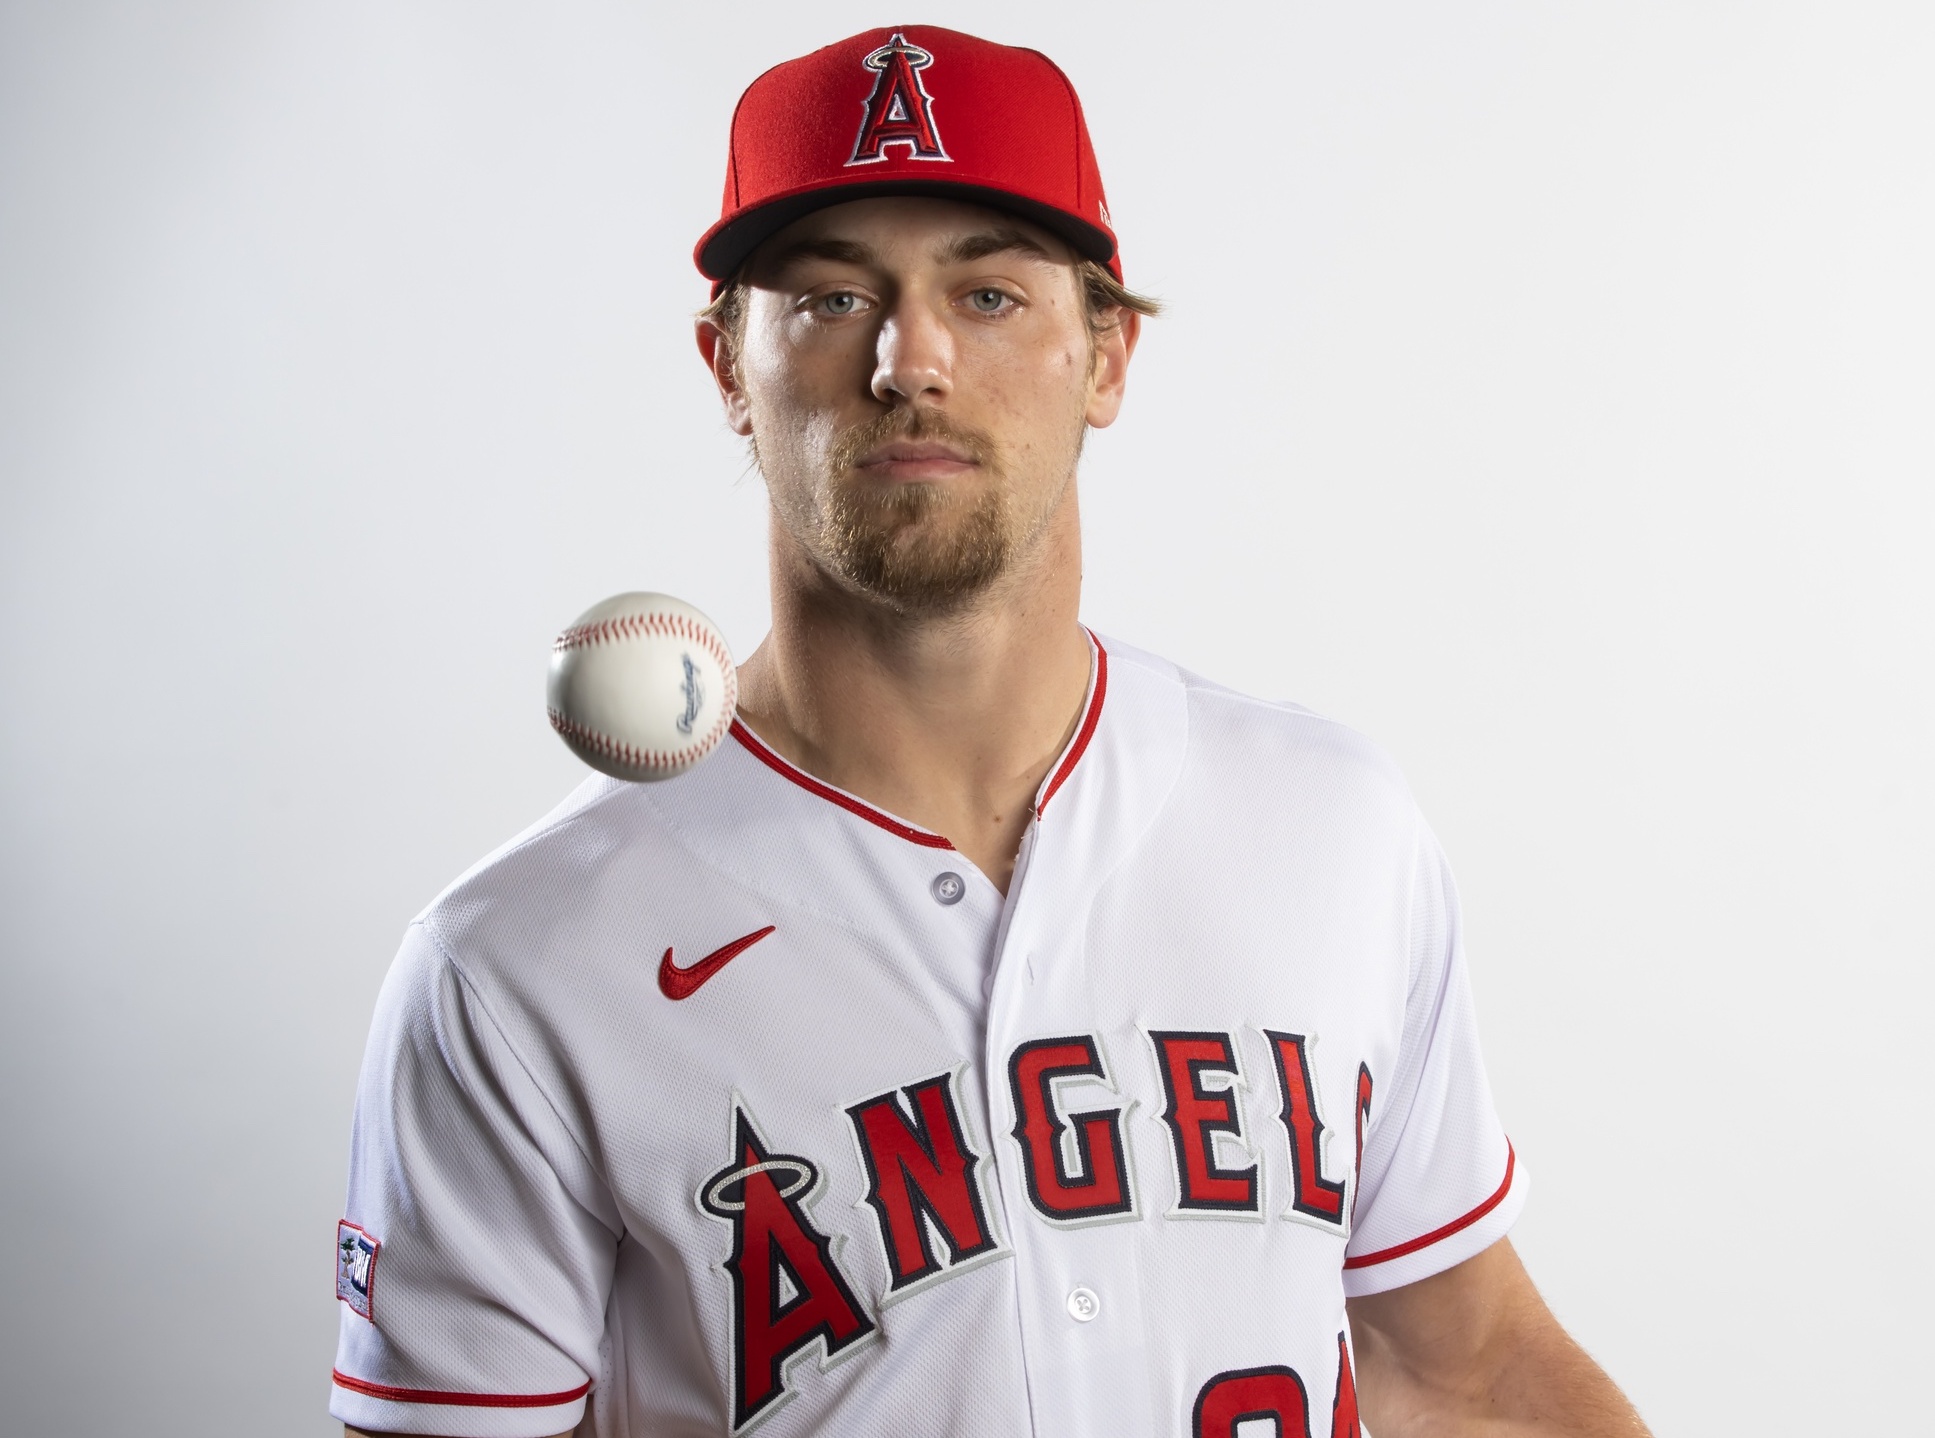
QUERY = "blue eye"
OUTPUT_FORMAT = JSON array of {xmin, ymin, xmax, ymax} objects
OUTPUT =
[
  {"xmin": 969, "ymin": 289, "xmax": 1008, "ymax": 313},
  {"xmin": 821, "ymin": 292, "xmax": 858, "ymax": 315}
]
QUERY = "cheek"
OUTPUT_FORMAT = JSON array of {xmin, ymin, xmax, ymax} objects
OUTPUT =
[
  {"xmin": 976, "ymin": 341, "xmax": 1090, "ymax": 454},
  {"xmin": 750, "ymin": 392, "xmax": 842, "ymax": 482},
  {"xmin": 740, "ymin": 344, "xmax": 846, "ymax": 462},
  {"xmin": 745, "ymin": 311, "xmax": 882, "ymax": 399}
]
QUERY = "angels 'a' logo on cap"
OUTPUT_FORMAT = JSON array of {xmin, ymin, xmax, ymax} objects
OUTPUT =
[{"xmin": 846, "ymin": 32, "xmax": 949, "ymax": 166}]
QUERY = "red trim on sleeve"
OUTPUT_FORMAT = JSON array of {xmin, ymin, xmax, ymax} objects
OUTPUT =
[
  {"xmin": 729, "ymin": 718, "xmax": 955, "ymax": 849},
  {"xmin": 1342, "ymin": 1142, "xmax": 1516, "ymax": 1270},
  {"xmin": 331, "ymin": 1370, "xmax": 591, "ymax": 1409},
  {"xmin": 1035, "ymin": 631, "xmax": 1108, "ymax": 818}
]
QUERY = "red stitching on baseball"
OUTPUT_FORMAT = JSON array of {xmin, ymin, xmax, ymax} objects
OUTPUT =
[
  {"xmin": 548, "ymin": 695, "xmax": 733, "ymax": 774},
  {"xmin": 553, "ymin": 609, "xmax": 732, "ymax": 683}
]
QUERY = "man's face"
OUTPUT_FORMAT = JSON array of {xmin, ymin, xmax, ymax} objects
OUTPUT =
[{"xmin": 705, "ymin": 197, "xmax": 1132, "ymax": 613}]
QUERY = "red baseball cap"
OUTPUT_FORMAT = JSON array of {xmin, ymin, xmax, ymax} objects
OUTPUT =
[{"xmin": 695, "ymin": 26, "xmax": 1121, "ymax": 286}]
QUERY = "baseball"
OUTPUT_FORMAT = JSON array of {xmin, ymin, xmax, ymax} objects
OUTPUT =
[{"xmin": 546, "ymin": 592, "xmax": 737, "ymax": 782}]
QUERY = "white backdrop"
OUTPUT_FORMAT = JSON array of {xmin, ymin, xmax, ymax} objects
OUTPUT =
[{"xmin": 2, "ymin": 3, "xmax": 1929, "ymax": 1433}]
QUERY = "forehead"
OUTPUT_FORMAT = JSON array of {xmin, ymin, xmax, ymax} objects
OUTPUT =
[{"xmin": 745, "ymin": 196, "xmax": 1077, "ymax": 280}]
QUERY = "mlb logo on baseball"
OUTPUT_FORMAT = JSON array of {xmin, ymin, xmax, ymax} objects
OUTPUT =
[{"xmin": 336, "ymin": 1221, "xmax": 379, "ymax": 1321}]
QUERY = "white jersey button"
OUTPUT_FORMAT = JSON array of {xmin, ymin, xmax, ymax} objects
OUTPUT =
[
  {"xmin": 1066, "ymin": 1286, "xmax": 1100, "ymax": 1322},
  {"xmin": 930, "ymin": 871, "xmax": 966, "ymax": 905}
]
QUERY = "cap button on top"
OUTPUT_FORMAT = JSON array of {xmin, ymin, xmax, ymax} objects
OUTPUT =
[{"xmin": 931, "ymin": 871, "xmax": 965, "ymax": 905}]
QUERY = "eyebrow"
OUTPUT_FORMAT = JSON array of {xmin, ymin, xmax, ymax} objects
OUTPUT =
[
  {"xmin": 936, "ymin": 227, "xmax": 1056, "ymax": 266},
  {"xmin": 760, "ymin": 236, "xmax": 880, "ymax": 276},
  {"xmin": 758, "ymin": 226, "xmax": 1058, "ymax": 283}
]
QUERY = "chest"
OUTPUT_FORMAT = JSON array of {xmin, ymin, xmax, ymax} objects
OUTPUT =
[{"xmin": 541, "ymin": 827, "xmax": 1407, "ymax": 1435}]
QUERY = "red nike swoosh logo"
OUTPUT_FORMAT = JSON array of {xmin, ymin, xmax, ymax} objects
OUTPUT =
[{"xmin": 658, "ymin": 926, "xmax": 777, "ymax": 1000}]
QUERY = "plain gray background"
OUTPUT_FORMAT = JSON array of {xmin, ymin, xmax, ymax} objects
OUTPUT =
[{"xmin": 3, "ymin": 2, "xmax": 1930, "ymax": 1433}]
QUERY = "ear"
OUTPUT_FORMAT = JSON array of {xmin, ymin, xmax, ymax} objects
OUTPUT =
[
  {"xmin": 695, "ymin": 318, "xmax": 754, "ymax": 436},
  {"xmin": 1082, "ymin": 308, "xmax": 1140, "ymax": 430}
]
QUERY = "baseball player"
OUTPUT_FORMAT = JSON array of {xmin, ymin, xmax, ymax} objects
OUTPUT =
[{"xmin": 334, "ymin": 26, "xmax": 1649, "ymax": 1438}]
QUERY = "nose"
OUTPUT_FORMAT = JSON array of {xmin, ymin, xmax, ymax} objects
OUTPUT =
[{"xmin": 870, "ymin": 297, "xmax": 953, "ymax": 407}]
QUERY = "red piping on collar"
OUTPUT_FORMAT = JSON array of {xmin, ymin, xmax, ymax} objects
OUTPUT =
[
  {"xmin": 729, "ymin": 718, "xmax": 955, "ymax": 849},
  {"xmin": 1035, "ymin": 631, "xmax": 1108, "ymax": 818},
  {"xmin": 728, "ymin": 629, "xmax": 1107, "ymax": 845}
]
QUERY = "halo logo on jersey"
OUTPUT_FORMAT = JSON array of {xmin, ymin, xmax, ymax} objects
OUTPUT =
[
  {"xmin": 701, "ymin": 1106, "xmax": 876, "ymax": 1432},
  {"xmin": 847, "ymin": 32, "xmax": 949, "ymax": 165},
  {"xmin": 335, "ymin": 1221, "xmax": 379, "ymax": 1322}
]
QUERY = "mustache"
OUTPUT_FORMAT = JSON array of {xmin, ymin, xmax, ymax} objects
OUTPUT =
[{"xmin": 827, "ymin": 408, "xmax": 999, "ymax": 476}]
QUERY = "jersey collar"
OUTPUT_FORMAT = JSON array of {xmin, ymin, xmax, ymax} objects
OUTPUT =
[
  {"xmin": 725, "ymin": 628, "xmax": 1112, "ymax": 849},
  {"xmin": 1033, "ymin": 630, "xmax": 1108, "ymax": 820},
  {"xmin": 727, "ymin": 717, "xmax": 956, "ymax": 850}
]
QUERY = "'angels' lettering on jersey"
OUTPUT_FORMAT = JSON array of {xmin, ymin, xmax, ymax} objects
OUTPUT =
[
  {"xmin": 844, "ymin": 1071, "xmax": 1003, "ymax": 1295},
  {"xmin": 1150, "ymin": 1030, "xmax": 1262, "ymax": 1217},
  {"xmin": 697, "ymin": 1031, "xmax": 1373, "ymax": 1432},
  {"xmin": 700, "ymin": 1105, "xmax": 876, "ymax": 1432},
  {"xmin": 1266, "ymin": 1031, "xmax": 1349, "ymax": 1229},
  {"xmin": 1008, "ymin": 1035, "xmax": 1138, "ymax": 1225}
]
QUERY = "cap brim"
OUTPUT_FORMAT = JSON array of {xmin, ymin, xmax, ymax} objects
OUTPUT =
[{"xmin": 696, "ymin": 178, "xmax": 1117, "ymax": 283}]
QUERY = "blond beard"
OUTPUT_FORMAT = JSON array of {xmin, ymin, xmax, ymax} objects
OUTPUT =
[{"xmin": 763, "ymin": 408, "xmax": 1075, "ymax": 614}]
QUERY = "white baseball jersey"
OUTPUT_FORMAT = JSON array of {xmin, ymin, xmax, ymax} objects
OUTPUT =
[{"xmin": 331, "ymin": 636, "xmax": 1525, "ymax": 1438}]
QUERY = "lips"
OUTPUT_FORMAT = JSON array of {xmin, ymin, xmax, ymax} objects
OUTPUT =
[
  {"xmin": 830, "ymin": 408, "xmax": 996, "ymax": 483},
  {"xmin": 862, "ymin": 442, "xmax": 972, "ymax": 463},
  {"xmin": 854, "ymin": 441, "xmax": 979, "ymax": 481}
]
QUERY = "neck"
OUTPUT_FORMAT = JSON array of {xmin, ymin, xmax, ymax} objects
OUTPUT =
[{"xmin": 735, "ymin": 492, "xmax": 1092, "ymax": 894}]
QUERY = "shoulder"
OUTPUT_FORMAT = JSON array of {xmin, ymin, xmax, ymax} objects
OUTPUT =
[
  {"xmin": 416, "ymin": 773, "xmax": 651, "ymax": 933},
  {"xmin": 400, "ymin": 770, "xmax": 721, "ymax": 1009},
  {"xmin": 1103, "ymin": 635, "xmax": 1421, "ymax": 834}
]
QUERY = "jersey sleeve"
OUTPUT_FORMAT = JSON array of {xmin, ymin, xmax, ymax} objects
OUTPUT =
[
  {"xmin": 330, "ymin": 921, "xmax": 622, "ymax": 1437},
  {"xmin": 1341, "ymin": 819, "xmax": 1527, "ymax": 1296}
]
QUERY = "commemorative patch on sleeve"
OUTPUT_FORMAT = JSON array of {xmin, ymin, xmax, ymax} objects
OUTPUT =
[{"xmin": 335, "ymin": 1221, "xmax": 379, "ymax": 1321}]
